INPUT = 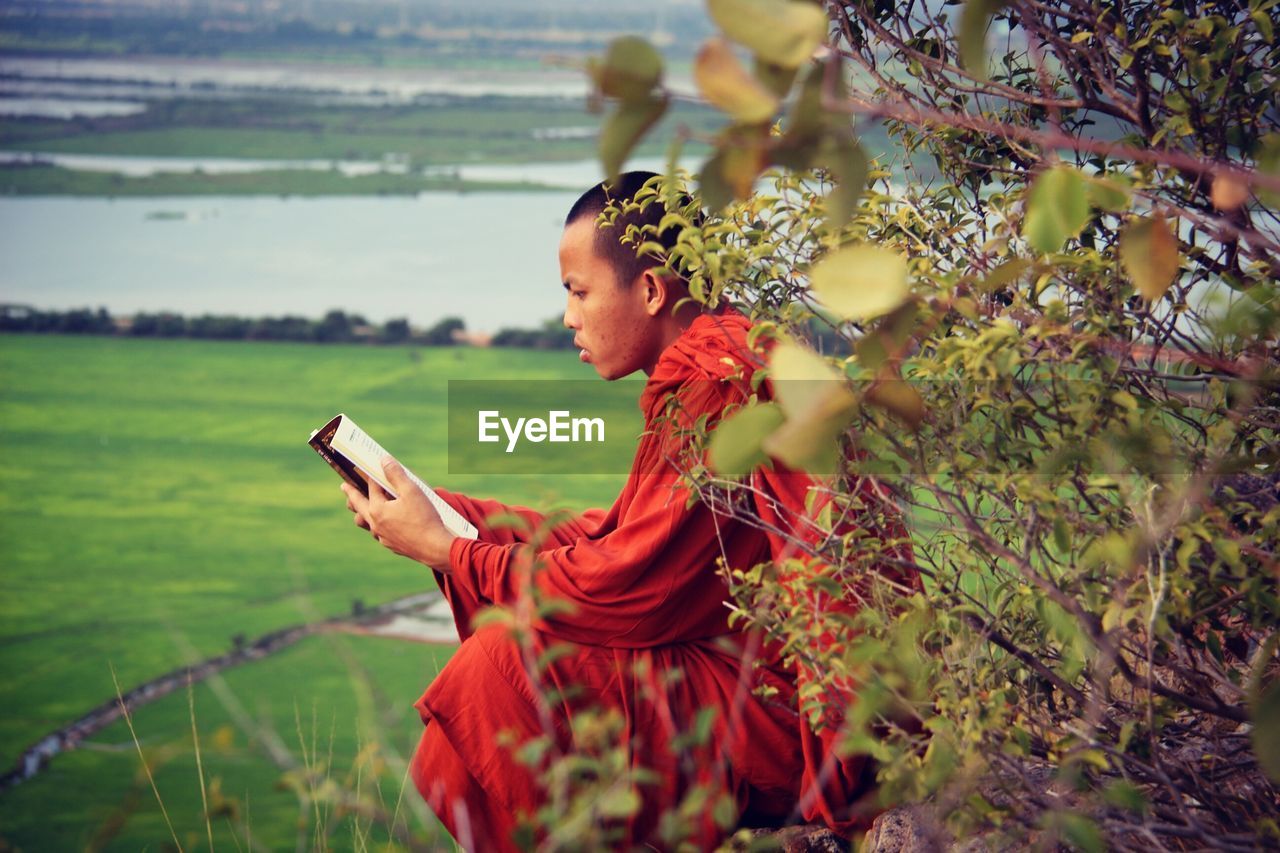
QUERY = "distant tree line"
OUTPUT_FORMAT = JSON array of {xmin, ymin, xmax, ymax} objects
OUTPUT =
[
  {"xmin": 0, "ymin": 305, "xmax": 573, "ymax": 349},
  {"xmin": 489, "ymin": 317, "xmax": 575, "ymax": 350}
]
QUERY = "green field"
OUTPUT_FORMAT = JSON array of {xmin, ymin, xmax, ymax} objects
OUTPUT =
[
  {"xmin": 0, "ymin": 334, "xmax": 626, "ymax": 849},
  {"xmin": 0, "ymin": 164, "xmax": 567, "ymax": 197},
  {"xmin": 1, "ymin": 95, "xmax": 716, "ymax": 162}
]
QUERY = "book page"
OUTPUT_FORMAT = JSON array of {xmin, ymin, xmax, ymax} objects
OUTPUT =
[{"xmin": 329, "ymin": 415, "xmax": 478, "ymax": 540}]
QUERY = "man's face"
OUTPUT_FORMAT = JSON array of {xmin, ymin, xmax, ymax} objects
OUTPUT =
[{"xmin": 559, "ymin": 217, "xmax": 658, "ymax": 380}]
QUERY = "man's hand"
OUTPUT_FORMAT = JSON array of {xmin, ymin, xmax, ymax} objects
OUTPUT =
[{"xmin": 342, "ymin": 457, "xmax": 457, "ymax": 571}]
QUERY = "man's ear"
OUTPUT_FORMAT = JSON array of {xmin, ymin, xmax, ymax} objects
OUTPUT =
[{"xmin": 640, "ymin": 269, "xmax": 671, "ymax": 317}]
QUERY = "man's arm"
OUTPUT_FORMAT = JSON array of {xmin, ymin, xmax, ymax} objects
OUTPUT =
[
  {"xmin": 432, "ymin": 487, "xmax": 607, "ymax": 549},
  {"xmin": 342, "ymin": 458, "xmax": 610, "ymax": 566},
  {"xmin": 443, "ymin": 379, "xmax": 757, "ymax": 648}
]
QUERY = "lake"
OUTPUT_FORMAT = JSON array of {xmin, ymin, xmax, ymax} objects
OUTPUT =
[{"xmin": 0, "ymin": 193, "xmax": 587, "ymax": 333}]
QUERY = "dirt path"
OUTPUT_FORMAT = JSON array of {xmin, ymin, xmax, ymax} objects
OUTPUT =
[{"xmin": 0, "ymin": 592, "xmax": 459, "ymax": 791}]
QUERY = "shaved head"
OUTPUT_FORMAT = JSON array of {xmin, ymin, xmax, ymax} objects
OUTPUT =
[{"xmin": 564, "ymin": 171, "xmax": 690, "ymax": 287}]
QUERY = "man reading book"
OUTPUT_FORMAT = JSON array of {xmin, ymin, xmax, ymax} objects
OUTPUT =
[{"xmin": 340, "ymin": 172, "xmax": 914, "ymax": 849}]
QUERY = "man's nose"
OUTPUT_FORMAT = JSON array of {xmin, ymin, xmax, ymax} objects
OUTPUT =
[{"xmin": 563, "ymin": 300, "xmax": 580, "ymax": 330}]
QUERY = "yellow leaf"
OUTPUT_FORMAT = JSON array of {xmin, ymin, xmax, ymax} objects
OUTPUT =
[
  {"xmin": 810, "ymin": 244, "xmax": 911, "ymax": 321},
  {"xmin": 764, "ymin": 340, "xmax": 857, "ymax": 474},
  {"xmin": 708, "ymin": 402, "xmax": 785, "ymax": 476},
  {"xmin": 589, "ymin": 36, "xmax": 664, "ymax": 102},
  {"xmin": 865, "ymin": 375, "xmax": 925, "ymax": 430},
  {"xmin": 212, "ymin": 725, "xmax": 236, "ymax": 753},
  {"xmin": 1120, "ymin": 214, "xmax": 1181, "ymax": 301},
  {"xmin": 694, "ymin": 37, "xmax": 780, "ymax": 124},
  {"xmin": 769, "ymin": 340, "xmax": 854, "ymax": 420},
  {"xmin": 1210, "ymin": 174, "xmax": 1250, "ymax": 211},
  {"xmin": 721, "ymin": 133, "xmax": 769, "ymax": 198},
  {"xmin": 708, "ymin": 0, "xmax": 829, "ymax": 68},
  {"xmin": 761, "ymin": 410, "xmax": 842, "ymax": 474}
]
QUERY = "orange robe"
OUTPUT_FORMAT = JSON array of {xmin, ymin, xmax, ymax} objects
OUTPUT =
[{"xmin": 410, "ymin": 310, "xmax": 915, "ymax": 849}]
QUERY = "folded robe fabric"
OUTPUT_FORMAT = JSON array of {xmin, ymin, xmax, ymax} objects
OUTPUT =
[{"xmin": 410, "ymin": 308, "xmax": 917, "ymax": 849}]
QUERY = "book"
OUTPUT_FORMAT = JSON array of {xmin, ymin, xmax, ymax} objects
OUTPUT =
[{"xmin": 308, "ymin": 413, "xmax": 478, "ymax": 540}]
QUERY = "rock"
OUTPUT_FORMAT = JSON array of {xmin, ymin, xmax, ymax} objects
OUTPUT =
[
  {"xmin": 864, "ymin": 806, "xmax": 952, "ymax": 852},
  {"xmin": 743, "ymin": 824, "xmax": 848, "ymax": 852}
]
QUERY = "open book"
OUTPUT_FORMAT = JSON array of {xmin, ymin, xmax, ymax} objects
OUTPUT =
[{"xmin": 308, "ymin": 413, "xmax": 478, "ymax": 540}]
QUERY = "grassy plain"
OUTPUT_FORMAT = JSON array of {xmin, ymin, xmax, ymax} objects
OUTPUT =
[
  {"xmin": 0, "ymin": 164, "xmax": 563, "ymax": 197},
  {"xmin": 0, "ymin": 97, "xmax": 687, "ymax": 164},
  {"xmin": 0, "ymin": 334, "xmax": 627, "ymax": 848}
]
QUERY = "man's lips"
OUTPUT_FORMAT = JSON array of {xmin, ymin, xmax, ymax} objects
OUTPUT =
[{"xmin": 575, "ymin": 338, "xmax": 589, "ymax": 362}]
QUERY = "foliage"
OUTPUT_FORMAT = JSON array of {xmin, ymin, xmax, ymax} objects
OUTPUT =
[
  {"xmin": 581, "ymin": 0, "xmax": 1280, "ymax": 848},
  {"xmin": 491, "ymin": 316, "xmax": 579, "ymax": 350},
  {"xmin": 0, "ymin": 304, "xmax": 467, "ymax": 345}
]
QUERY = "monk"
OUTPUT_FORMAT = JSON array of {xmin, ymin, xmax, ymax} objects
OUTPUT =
[{"xmin": 341, "ymin": 171, "xmax": 914, "ymax": 849}]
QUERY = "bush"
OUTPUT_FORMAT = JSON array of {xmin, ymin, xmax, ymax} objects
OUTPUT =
[{"xmin": 583, "ymin": 0, "xmax": 1279, "ymax": 847}]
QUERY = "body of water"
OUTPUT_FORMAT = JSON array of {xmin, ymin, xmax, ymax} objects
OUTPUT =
[
  {"xmin": 0, "ymin": 56, "xmax": 594, "ymax": 102},
  {"xmin": 0, "ymin": 193, "xmax": 581, "ymax": 333},
  {"xmin": 0, "ymin": 150, "xmax": 407, "ymax": 177},
  {"xmin": 1, "ymin": 150, "xmax": 686, "ymax": 186},
  {"xmin": 0, "ymin": 56, "xmax": 697, "ymax": 112},
  {"xmin": 0, "ymin": 97, "xmax": 148, "ymax": 119}
]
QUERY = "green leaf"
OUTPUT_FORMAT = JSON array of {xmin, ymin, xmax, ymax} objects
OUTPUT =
[
  {"xmin": 694, "ymin": 37, "xmax": 781, "ymax": 124},
  {"xmin": 708, "ymin": 0, "xmax": 829, "ymax": 68},
  {"xmin": 958, "ymin": 0, "xmax": 1007, "ymax": 78},
  {"xmin": 1252, "ymin": 678, "xmax": 1280, "ymax": 784},
  {"xmin": 819, "ymin": 134, "xmax": 869, "ymax": 227},
  {"xmin": 761, "ymin": 411, "xmax": 843, "ymax": 474},
  {"xmin": 1023, "ymin": 165, "xmax": 1091, "ymax": 253},
  {"xmin": 1252, "ymin": 9, "xmax": 1274, "ymax": 44},
  {"xmin": 600, "ymin": 93, "xmax": 669, "ymax": 182},
  {"xmin": 597, "ymin": 785, "xmax": 641, "ymax": 819},
  {"xmin": 754, "ymin": 57, "xmax": 799, "ymax": 98},
  {"xmin": 708, "ymin": 402, "xmax": 785, "ymax": 476},
  {"xmin": 810, "ymin": 244, "xmax": 911, "ymax": 321},
  {"xmin": 1053, "ymin": 515, "xmax": 1071, "ymax": 553},
  {"xmin": 1085, "ymin": 175, "xmax": 1132, "ymax": 212},
  {"xmin": 589, "ymin": 36, "xmax": 664, "ymax": 101},
  {"xmin": 1057, "ymin": 812, "xmax": 1104, "ymax": 853},
  {"xmin": 717, "ymin": 128, "xmax": 770, "ymax": 199},
  {"xmin": 1257, "ymin": 133, "xmax": 1280, "ymax": 208},
  {"xmin": 1102, "ymin": 780, "xmax": 1147, "ymax": 813},
  {"xmin": 975, "ymin": 258, "xmax": 1032, "ymax": 294},
  {"xmin": 698, "ymin": 150, "xmax": 735, "ymax": 211},
  {"xmin": 773, "ymin": 59, "xmax": 830, "ymax": 171},
  {"xmin": 786, "ymin": 59, "xmax": 828, "ymax": 140},
  {"xmin": 1119, "ymin": 214, "xmax": 1181, "ymax": 301}
]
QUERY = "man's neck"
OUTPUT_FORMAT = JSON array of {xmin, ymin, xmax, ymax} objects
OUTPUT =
[{"xmin": 642, "ymin": 302, "xmax": 710, "ymax": 376}]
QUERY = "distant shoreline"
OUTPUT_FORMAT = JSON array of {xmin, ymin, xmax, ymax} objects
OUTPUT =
[{"xmin": 0, "ymin": 162, "xmax": 572, "ymax": 197}]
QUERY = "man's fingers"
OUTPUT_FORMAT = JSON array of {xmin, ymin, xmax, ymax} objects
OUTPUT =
[
  {"xmin": 367, "ymin": 475, "xmax": 388, "ymax": 507},
  {"xmin": 341, "ymin": 481, "xmax": 368, "ymax": 511},
  {"xmin": 381, "ymin": 456, "xmax": 416, "ymax": 495},
  {"xmin": 353, "ymin": 513, "xmax": 370, "ymax": 530}
]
